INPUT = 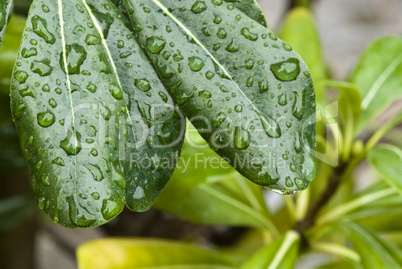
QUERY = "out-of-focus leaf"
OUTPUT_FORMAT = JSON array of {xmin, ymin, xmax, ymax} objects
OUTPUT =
[
  {"xmin": 320, "ymin": 81, "xmax": 361, "ymax": 160},
  {"xmin": 335, "ymin": 221, "xmax": 402, "ymax": 269},
  {"xmin": 155, "ymin": 125, "xmax": 275, "ymax": 231},
  {"xmin": 280, "ymin": 7, "xmax": 327, "ymax": 104},
  {"xmin": 0, "ymin": 123, "xmax": 27, "ymax": 173},
  {"xmin": 0, "ymin": 15, "xmax": 26, "ymax": 125},
  {"xmin": 124, "ymin": 0, "xmax": 317, "ymax": 193},
  {"xmin": 0, "ymin": 195, "xmax": 34, "ymax": 231},
  {"xmin": 0, "ymin": 0, "xmax": 12, "ymax": 46},
  {"xmin": 241, "ymin": 230, "xmax": 300, "ymax": 269},
  {"xmin": 77, "ymin": 238, "xmax": 234, "ymax": 269},
  {"xmin": 351, "ymin": 36, "xmax": 402, "ymax": 132},
  {"xmin": 314, "ymin": 261, "xmax": 364, "ymax": 269},
  {"xmin": 368, "ymin": 145, "xmax": 402, "ymax": 196}
]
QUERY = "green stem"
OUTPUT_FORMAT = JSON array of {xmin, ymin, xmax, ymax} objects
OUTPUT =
[
  {"xmin": 310, "ymin": 242, "xmax": 361, "ymax": 263},
  {"xmin": 366, "ymin": 113, "xmax": 402, "ymax": 150}
]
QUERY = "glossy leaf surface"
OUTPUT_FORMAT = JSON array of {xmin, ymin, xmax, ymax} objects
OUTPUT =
[
  {"xmin": 124, "ymin": 0, "xmax": 317, "ymax": 193},
  {"xmin": 11, "ymin": 0, "xmax": 183, "ymax": 228},
  {"xmin": 77, "ymin": 238, "xmax": 234, "ymax": 269}
]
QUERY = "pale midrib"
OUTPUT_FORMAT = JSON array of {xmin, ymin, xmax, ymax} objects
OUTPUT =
[
  {"xmin": 81, "ymin": 1, "xmax": 137, "ymax": 148},
  {"xmin": 151, "ymin": 0, "xmax": 262, "ymax": 115},
  {"xmin": 267, "ymin": 231, "xmax": 298, "ymax": 269},
  {"xmin": 361, "ymin": 53, "xmax": 402, "ymax": 110},
  {"xmin": 58, "ymin": 0, "xmax": 78, "ymax": 204}
]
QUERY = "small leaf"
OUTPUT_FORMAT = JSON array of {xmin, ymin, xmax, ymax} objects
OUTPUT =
[
  {"xmin": 155, "ymin": 124, "xmax": 274, "ymax": 230},
  {"xmin": 368, "ymin": 145, "xmax": 402, "ymax": 196},
  {"xmin": 241, "ymin": 230, "xmax": 300, "ymax": 269},
  {"xmin": 280, "ymin": 7, "xmax": 327, "ymax": 104},
  {"xmin": 335, "ymin": 221, "xmax": 402, "ymax": 269},
  {"xmin": 77, "ymin": 238, "xmax": 234, "ymax": 269},
  {"xmin": 124, "ymin": 0, "xmax": 317, "ymax": 193},
  {"xmin": 0, "ymin": 195, "xmax": 34, "ymax": 231},
  {"xmin": 351, "ymin": 36, "xmax": 402, "ymax": 132},
  {"xmin": 0, "ymin": 0, "xmax": 12, "ymax": 47}
]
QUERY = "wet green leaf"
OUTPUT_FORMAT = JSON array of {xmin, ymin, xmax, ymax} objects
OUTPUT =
[
  {"xmin": 77, "ymin": 238, "xmax": 234, "ymax": 269},
  {"xmin": 155, "ymin": 124, "xmax": 274, "ymax": 230},
  {"xmin": 335, "ymin": 221, "xmax": 402, "ymax": 269},
  {"xmin": 11, "ymin": 0, "xmax": 183, "ymax": 228},
  {"xmin": 368, "ymin": 145, "xmax": 402, "ymax": 196},
  {"xmin": 280, "ymin": 7, "xmax": 327, "ymax": 104},
  {"xmin": 241, "ymin": 230, "xmax": 300, "ymax": 269},
  {"xmin": 124, "ymin": 0, "xmax": 317, "ymax": 194},
  {"xmin": 351, "ymin": 36, "xmax": 402, "ymax": 132},
  {"xmin": 222, "ymin": 0, "xmax": 267, "ymax": 27}
]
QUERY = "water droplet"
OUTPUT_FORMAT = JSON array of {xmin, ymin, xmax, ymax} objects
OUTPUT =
[
  {"xmin": 109, "ymin": 85, "xmax": 123, "ymax": 100},
  {"xmin": 212, "ymin": 112, "xmax": 226, "ymax": 127},
  {"xmin": 90, "ymin": 149, "xmax": 98, "ymax": 156},
  {"xmin": 212, "ymin": 0, "xmax": 223, "ymax": 5},
  {"xmin": 21, "ymin": 47, "xmax": 37, "ymax": 58},
  {"xmin": 234, "ymin": 126, "xmax": 250, "ymax": 149},
  {"xmin": 191, "ymin": 1, "xmax": 207, "ymax": 14},
  {"xmin": 52, "ymin": 157, "xmax": 65, "ymax": 166},
  {"xmin": 146, "ymin": 36, "xmax": 166, "ymax": 54},
  {"xmin": 295, "ymin": 178, "xmax": 304, "ymax": 188},
  {"xmin": 283, "ymin": 42, "xmax": 292, "ymax": 51},
  {"xmin": 37, "ymin": 111, "xmax": 55, "ymax": 127},
  {"xmin": 198, "ymin": 90, "xmax": 211, "ymax": 99},
  {"xmin": 14, "ymin": 71, "xmax": 28, "ymax": 83},
  {"xmin": 85, "ymin": 34, "xmax": 101, "ymax": 45},
  {"xmin": 205, "ymin": 71, "xmax": 215, "ymax": 79},
  {"xmin": 235, "ymin": 104, "xmax": 242, "ymax": 113},
  {"xmin": 246, "ymin": 77, "xmax": 254, "ymax": 87},
  {"xmin": 214, "ymin": 14, "xmax": 222, "ymax": 24},
  {"xmin": 294, "ymin": 131, "xmax": 302, "ymax": 153},
  {"xmin": 189, "ymin": 56, "xmax": 205, "ymax": 72},
  {"xmin": 133, "ymin": 186, "xmax": 145, "ymax": 199},
  {"xmin": 159, "ymin": 92, "xmax": 168, "ymax": 102},
  {"xmin": 60, "ymin": 44, "xmax": 87, "ymax": 74},
  {"xmin": 42, "ymin": 4, "xmax": 50, "ymax": 13},
  {"xmin": 31, "ymin": 15, "xmax": 55, "ymax": 44},
  {"xmin": 292, "ymin": 88, "xmax": 305, "ymax": 120},
  {"xmin": 48, "ymin": 98, "xmax": 57, "ymax": 108},
  {"xmin": 259, "ymin": 113, "xmax": 281, "ymax": 138},
  {"xmin": 278, "ymin": 94, "xmax": 287, "ymax": 106},
  {"xmin": 226, "ymin": 39, "xmax": 239, "ymax": 52},
  {"xmin": 135, "ymin": 78, "xmax": 151, "ymax": 92},
  {"xmin": 245, "ymin": 59, "xmax": 254, "ymax": 69},
  {"xmin": 285, "ymin": 177, "xmax": 294, "ymax": 187},
  {"xmin": 101, "ymin": 199, "xmax": 120, "ymax": 220},
  {"xmin": 268, "ymin": 32, "xmax": 278, "ymax": 41},
  {"xmin": 31, "ymin": 59, "xmax": 52, "ymax": 76},
  {"xmin": 60, "ymin": 130, "xmax": 82, "ymax": 156},
  {"xmin": 217, "ymin": 28, "xmax": 227, "ymax": 39},
  {"xmin": 176, "ymin": 92, "xmax": 193, "ymax": 104},
  {"xmin": 258, "ymin": 79, "xmax": 269, "ymax": 93},
  {"xmin": 91, "ymin": 192, "xmax": 100, "ymax": 200},
  {"xmin": 241, "ymin": 27, "xmax": 258, "ymax": 41},
  {"xmin": 270, "ymin": 58, "xmax": 301, "ymax": 81},
  {"xmin": 86, "ymin": 82, "xmax": 97, "ymax": 93},
  {"xmin": 290, "ymin": 163, "xmax": 297, "ymax": 172},
  {"xmin": 84, "ymin": 163, "xmax": 104, "ymax": 182},
  {"xmin": 18, "ymin": 85, "xmax": 36, "ymax": 98}
]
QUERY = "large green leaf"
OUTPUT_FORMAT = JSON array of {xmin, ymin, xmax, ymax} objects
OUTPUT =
[
  {"xmin": 0, "ymin": 0, "xmax": 12, "ymax": 47},
  {"xmin": 124, "ymin": 0, "xmax": 317, "ymax": 193},
  {"xmin": 11, "ymin": 0, "xmax": 183, "ymax": 228},
  {"xmin": 84, "ymin": 0, "xmax": 184, "ymax": 212},
  {"xmin": 77, "ymin": 238, "xmax": 234, "ymax": 269},
  {"xmin": 280, "ymin": 7, "xmax": 327, "ymax": 104},
  {"xmin": 155, "ymin": 124, "xmax": 274, "ymax": 230},
  {"xmin": 241, "ymin": 230, "xmax": 300, "ymax": 269},
  {"xmin": 368, "ymin": 145, "xmax": 402, "ymax": 196},
  {"xmin": 335, "ymin": 221, "xmax": 402, "ymax": 269},
  {"xmin": 351, "ymin": 36, "xmax": 402, "ymax": 132}
]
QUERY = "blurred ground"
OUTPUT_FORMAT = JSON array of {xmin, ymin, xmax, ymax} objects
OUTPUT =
[{"xmin": 8, "ymin": 0, "xmax": 402, "ymax": 268}]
